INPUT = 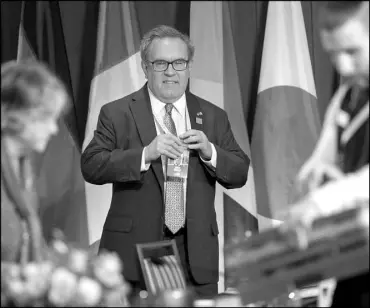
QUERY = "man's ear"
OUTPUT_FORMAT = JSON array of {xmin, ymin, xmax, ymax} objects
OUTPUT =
[
  {"xmin": 187, "ymin": 60, "xmax": 193, "ymax": 74},
  {"xmin": 141, "ymin": 61, "xmax": 148, "ymax": 79}
]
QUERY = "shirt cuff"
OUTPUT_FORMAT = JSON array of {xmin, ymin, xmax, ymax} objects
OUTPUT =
[
  {"xmin": 200, "ymin": 143, "xmax": 217, "ymax": 169},
  {"xmin": 141, "ymin": 147, "xmax": 151, "ymax": 172}
]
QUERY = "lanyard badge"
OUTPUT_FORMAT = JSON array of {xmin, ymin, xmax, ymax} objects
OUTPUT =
[
  {"xmin": 153, "ymin": 108, "xmax": 190, "ymax": 180},
  {"xmin": 167, "ymin": 152, "xmax": 189, "ymax": 179}
]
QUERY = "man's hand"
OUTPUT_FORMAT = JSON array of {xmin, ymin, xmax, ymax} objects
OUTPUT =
[
  {"xmin": 297, "ymin": 157, "xmax": 344, "ymax": 192},
  {"xmin": 179, "ymin": 129, "xmax": 212, "ymax": 160},
  {"xmin": 145, "ymin": 134, "xmax": 187, "ymax": 163},
  {"xmin": 279, "ymin": 198, "xmax": 322, "ymax": 250}
]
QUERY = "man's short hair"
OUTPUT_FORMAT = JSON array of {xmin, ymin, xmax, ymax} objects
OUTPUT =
[
  {"xmin": 140, "ymin": 25, "xmax": 195, "ymax": 63},
  {"xmin": 319, "ymin": 1, "xmax": 369, "ymax": 31}
]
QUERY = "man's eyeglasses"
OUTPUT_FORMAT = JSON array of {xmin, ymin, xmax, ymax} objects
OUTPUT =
[{"xmin": 147, "ymin": 59, "xmax": 189, "ymax": 72}]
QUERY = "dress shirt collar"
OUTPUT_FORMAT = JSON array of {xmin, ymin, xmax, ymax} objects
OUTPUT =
[{"xmin": 147, "ymin": 85, "xmax": 186, "ymax": 118}]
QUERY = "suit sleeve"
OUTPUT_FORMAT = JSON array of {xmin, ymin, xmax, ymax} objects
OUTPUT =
[
  {"xmin": 204, "ymin": 110, "xmax": 250, "ymax": 189},
  {"xmin": 81, "ymin": 105, "xmax": 143, "ymax": 185}
]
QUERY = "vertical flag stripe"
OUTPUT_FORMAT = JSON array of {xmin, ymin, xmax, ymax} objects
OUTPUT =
[
  {"xmin": 1, "ymin": 1, "xmax": 23, "ymax": 63},
  {"xmin": 18, "ymin": 1, "xmax": 89, "ymax": 247},
  {"xmin": 83, "ymin": 1, "xmax": 146, "ymax": 244},
  {"xmin": 190, "ymin": 1, "xmax": 258, "ymax": 292},
  {"xmin": 252, "ymin": 1, "xmax": 320, "ymax": 231},
  {"xmin": 222, "ymin": 2, "xmax": 258, "ymax": 229},
  {"xmin": 22, "ymin": 1, "xmax": 80, "ymax": 145},
  {"xmin": 257, "ymin": 3, "xmax": 317, "ymax": 96},
  {"xmin": 97, "ymin": 1, "xmax": 140, "ymax": 73},
  {"xmin": 190, "ymin": 2, "xmax": 224, "ymax": 292},
  {"xmin": 18, "ymin": 25, "xmax": 37, "ymax": 61}
]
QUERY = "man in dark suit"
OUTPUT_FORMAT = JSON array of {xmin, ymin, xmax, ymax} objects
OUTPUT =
[{"xmin": 81, "ymin": 25, "xmax": 250, "ymax": 297}]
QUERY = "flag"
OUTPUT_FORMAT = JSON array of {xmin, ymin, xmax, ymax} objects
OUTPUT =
[
  {"xmin": 83, "ymin": 1, "xmax": 146, "ymax": 245},
  {"xmin": 251, "ymin": 1, "xmax": 320, "ymax": 231},
  {"xmin": 17, "ymin": 1, "xmax": 89, "ymax": 246},
  {"xmin": 190, "ymin": 1, "xmax": 258, "ymax": 292}
]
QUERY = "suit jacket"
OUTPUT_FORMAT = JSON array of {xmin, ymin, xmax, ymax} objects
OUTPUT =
[
  {"xmin": 81, "ymin": 85, "xmax": 250, "ymax": 284},
  {"xmin": 1, "ymin": 141, "xmax": 43, "ymax": 263}
]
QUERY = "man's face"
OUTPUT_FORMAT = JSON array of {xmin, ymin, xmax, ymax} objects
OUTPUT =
[
  {"xmin": 142, "ymin": 37, "xmax": 191, "ymax": 103},
  {"xmin": 321, "ymin": 18, "xmax": 369, "ymax": 87}
]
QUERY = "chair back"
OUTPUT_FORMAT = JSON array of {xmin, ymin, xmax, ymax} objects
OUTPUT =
[{"xmin": 136, "ymin": 239, "xmax": 187, "ymax": 295}]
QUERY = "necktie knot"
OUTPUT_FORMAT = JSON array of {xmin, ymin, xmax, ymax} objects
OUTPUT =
[{"xmin": 165, "ymin": 103, "xmax": 174, "ymax": 115}]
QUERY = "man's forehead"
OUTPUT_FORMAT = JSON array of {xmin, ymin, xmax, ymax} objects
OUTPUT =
[{"xmin": 149, "ymin": 37, "xmax": 187, "ymax": 53}]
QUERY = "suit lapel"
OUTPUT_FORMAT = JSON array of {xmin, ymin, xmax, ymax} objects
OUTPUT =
[
  {"xmin": 130, "ymin": 84, "xmax": 165, "ymax": 195},
  {"xmin": 186, "ymin": 91, "xmax": 203, "ymax": 132},
  {"xmin": 185, "ymin": 92, "xmax": 204, "ymax": 194}
]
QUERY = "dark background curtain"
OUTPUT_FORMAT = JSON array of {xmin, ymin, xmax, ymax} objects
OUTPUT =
[{"xmin": 2, "ymin": 1, "xmax": 338, "ymax": 144}]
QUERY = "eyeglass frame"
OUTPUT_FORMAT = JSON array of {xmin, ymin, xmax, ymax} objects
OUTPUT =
[{"xmin": 145, "ymin": 59, "xmax": 190, "ymax": 72}]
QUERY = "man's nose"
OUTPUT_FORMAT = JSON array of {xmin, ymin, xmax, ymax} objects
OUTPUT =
[
  {"xmin": 336, "ymin": 55, "xmax": 355, "ymax": 78},
  {"xmin": 164, "ymin": 63, "xmax": 176, "ymax": 75}
]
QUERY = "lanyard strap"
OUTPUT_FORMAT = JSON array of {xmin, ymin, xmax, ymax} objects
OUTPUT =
[
  {"xmin": 340, "ymin": 101, "xmax": 369, "ymax": 145},
  {"xmin": 153, "ymin": 105, "xmax": 190, "ymax": 179}
]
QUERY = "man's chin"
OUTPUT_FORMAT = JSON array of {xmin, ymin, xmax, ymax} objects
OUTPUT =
[{"xmin": 162, "ymin": 92, "xmax": 183, "ymax": 102}]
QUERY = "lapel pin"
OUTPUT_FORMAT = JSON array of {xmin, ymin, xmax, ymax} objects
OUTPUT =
[{"xmin": 196, "ymin": 117, "xmax": 203, "ymax": 124}]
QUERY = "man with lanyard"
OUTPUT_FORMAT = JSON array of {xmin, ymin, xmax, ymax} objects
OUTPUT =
[
  {"xmin": 282, "ymin": 1, "xmax": 369, "ymax": 307},
  {"xmin": 81, "ymin": 25, "xmax": 249, "ymax": 298}
]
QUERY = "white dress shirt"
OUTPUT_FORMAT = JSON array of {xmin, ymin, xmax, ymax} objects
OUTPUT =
[{"xmin": 140, "ymin": 87, "xmax": 217, "ymax": 215}]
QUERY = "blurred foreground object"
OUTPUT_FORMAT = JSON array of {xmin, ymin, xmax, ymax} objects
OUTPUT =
[
  {"xmin": 280, "ymin": 198, "xmax": 369, "ymax": 250},
  {"xmin": 225, "ymin": 201, "xmax": 369, "ymax": 305},
  {"xmin": 1, "ymin": 230, "xmax": 130, "ymax": 307},
  {"xmin": 151, "ymin": 289, "xmax": 196, "ymax": 307},
  {"xmin": 135, "ymin": 288, "xmax": 244, "ymax": 307}
]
